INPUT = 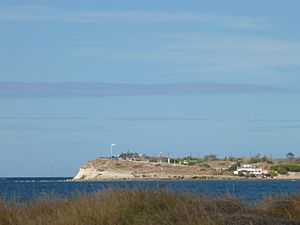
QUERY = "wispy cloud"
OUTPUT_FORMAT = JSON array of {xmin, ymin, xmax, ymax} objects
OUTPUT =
[
  {"xmin": 247, "ymin": 119, "xmax": 300, "ymax": 123},
  {"xmin": 0, "ymin": 124, "xmax": 112, "ymax": 132},
  {"xmin": 0, "ymin": 6, "xmax": 270, "ymax": 29},
  {"xmin": 52, "ymin": 35, "xmax": 300, "ymax": 73},
  {"xmin": 112, "ymin": 117, "xmax": 225, "ymax": 122},
  {"xmin": 151, "ymin": 35, "xmax": 300, "ymax": 71},
  {"xmin": 0, "ymin": 82, "xmax": 293, "ymax": 98},
  {"xmin": 246, "ymin": 125, "xmax": 300, "ymax": 132},
  {"xmin": 0, "ymin": 116, "xmax": 87, "ymax": 120},
  {"xmin": 165, "ymin": 35, "xmax": 300, "ymax": 53},
  {"xmin": 114, "ymin": 117, "xmax": 300, "ymax": 123}
]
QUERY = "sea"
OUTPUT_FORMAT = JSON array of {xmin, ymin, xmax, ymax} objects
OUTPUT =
[{"xmin": 0, "ymin": 177, "xmax": 300, "ymax": 204}]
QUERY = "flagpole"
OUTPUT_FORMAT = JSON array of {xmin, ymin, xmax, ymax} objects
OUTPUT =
[{"xmin": 111, "ymin": 144, "xmax": 116, "ymax": 159}]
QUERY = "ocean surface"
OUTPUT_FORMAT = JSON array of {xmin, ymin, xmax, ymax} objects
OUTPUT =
[{"xmin": 0, "ymin": 177, "xmax": 300, "ymax": 203}]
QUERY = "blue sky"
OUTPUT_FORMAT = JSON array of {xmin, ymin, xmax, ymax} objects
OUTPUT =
[{"xmin": 0, "ymin": 0, "xmax": 300, "ymax": 176}]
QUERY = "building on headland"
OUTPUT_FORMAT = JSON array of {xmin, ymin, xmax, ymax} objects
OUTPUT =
[{"xmin": 233, "ymin": 164, "xmax": 266, "ymax": 176}]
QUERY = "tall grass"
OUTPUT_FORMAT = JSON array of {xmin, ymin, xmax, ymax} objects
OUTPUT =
[{"xmin": 0, "ymin": 190, "xmax": 299, "ymax": 225}]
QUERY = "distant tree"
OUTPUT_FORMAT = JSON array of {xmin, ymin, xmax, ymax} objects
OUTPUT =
[
  {"xmin": 286, "ymin": 152, "xmax": 295, "ymax": 160},
  {"xmin": 227, "ymin": 161, "xmax": 241, "ymax": 172},
  {"xmin": 249, "ymin": 154, "xmax": 272, "ymax": 164},
  {"xmin": 119, "ymin": 152, "xmax": 127, "ymax": 160},
  {"xmin": 238, "ymin": 171, "xmax": 245, "ymax": 177},
  {"xmin": 203, "ymin": 154, "xmax": 218, "ymax": 161},
  {"xmin": 119, "ymin": 151, "xmax": 139, "ymax": 160},
  {"xmin": 270, "ymin": 164, "xmax": 300, "ymax": 173},
  {"xmin": 227, "ymin": 157, "xmax": 243, "ymax": 162},
  {"xmin": 268, "ymin": 170, "xmax": 278, "ymax": 177},
  {"xmin": 277, "ymin": 167, "xmax": 288, "ymax": 175}
]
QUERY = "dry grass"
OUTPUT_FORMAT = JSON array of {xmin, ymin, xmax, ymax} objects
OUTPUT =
[
  {"xmin": 0, "ymin": 190, "xmax": 299, "ymax": 225},
  {"xmin": 257, "ymin": 194, "xmax": 300, "ymax": 221}
]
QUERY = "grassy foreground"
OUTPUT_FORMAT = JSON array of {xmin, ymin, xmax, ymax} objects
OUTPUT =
[{"xmin": 0, "ymin": 190, "xmax": 300, "ymax": 225}]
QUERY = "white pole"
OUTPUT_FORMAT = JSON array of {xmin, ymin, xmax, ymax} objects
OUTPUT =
[
  {"xmin": 111, "ymin": 144, "xmax": 116, "ymax": 159},
  {"xmin": 111, "ymin": 144, "xmax": 112, "ymax": 159}
]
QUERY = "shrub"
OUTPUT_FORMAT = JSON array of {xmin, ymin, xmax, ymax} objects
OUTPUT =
[
  {"xmin": 202, "ymin": 163, "xmax": 210, "ymax": 168},
  {"xmin": 227, "ymin": 157, "xmax": 242, "ymax": 162},
  {"xmin": 203, "ymin": 154, "xmax": 219, "ymax": 161},
  {"xmin": 277, "ymin": 167, "xmax": 288, "ymax": 175},
  {"xmin": 287, "ymin": 164, "xmax": 300, "ymax": 172},
  {"xmin": 268, "ymin": 170, "xmax": 278, "ymax": 177},
  {"xmin": 249, "ymin": 154, "xmax": 273, "ymax": 164},
  {"xmin": 238, "ymin": 171, "xmax": 245, "ymax": 177},
  {"xmin": 227, "ymin": 161, "xmax": 241, "ymax": 172},
  {"xmin": 270, "ymin": 164, "xmax": 300, "ymax": 173}
]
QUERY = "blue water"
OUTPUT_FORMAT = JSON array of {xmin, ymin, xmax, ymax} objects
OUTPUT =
[{"xmin": 0, "ymin": 177, "xmax": 300, "ymax": 203}]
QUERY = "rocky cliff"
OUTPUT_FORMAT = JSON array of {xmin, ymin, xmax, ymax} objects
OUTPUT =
[{"xmin": 73, "ymin": 158, "xmax": 236, "ymax": 181}]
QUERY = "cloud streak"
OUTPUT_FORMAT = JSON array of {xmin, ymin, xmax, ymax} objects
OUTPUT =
[
  {"xmin": 246, "ymin": 125, "xmax": 300, "ymax": 132},
  {"xmin": 53, "ymin": 35, "xmax": 300, "ymax": 73},
  {"xmin": 0, "ymin": 6, "xmax": 270, "ymax": 29},
  {"xmin": 0, "ymin": 124, "xmax": 112, "ymax": 132},
  {"xmin": 247, "ymin": 119, "xmax": 300, "ymax": 123},
  {"xmin": 0, "ymin": 116, "xmax": 87, "ymax": 120},
  {"xmin": 154, "ymin": 35, "xmax": 300, "ymax": 71},
  {"xmin": 0, "ymin": 82, "xmax": 293, "ymax": 98},
  {"xmin": 112, "ymin": 117, "xmax": 225, "ymax": 122},
  {"xmin": 113, "ymin": 117, "xmax": 300, "ymax": 123}
]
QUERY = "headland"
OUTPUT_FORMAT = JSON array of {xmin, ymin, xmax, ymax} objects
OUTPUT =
[{"xmin": 73, "ymin": 153, "xmax": 300, "ymax": 181}]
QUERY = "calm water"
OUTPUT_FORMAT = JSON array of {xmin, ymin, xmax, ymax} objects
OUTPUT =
[{"xmin": 0, "ymin": 177, "xmax": 300, "ymax": 203}]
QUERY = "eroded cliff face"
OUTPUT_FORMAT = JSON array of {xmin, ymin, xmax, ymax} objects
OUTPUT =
[
  {"xmin": 73, "ymin": 158, "xmax": 137, "ymax": 180},
  {"xmin": 73, "ymin": 158, "xmax": 237, "ymax": 181},
  {"xmin": 73, "ymin": 167, "xmax": 135, "ymax": 180},
  {"xmin": 73, "ymin": 168, "xmax": 102, "ymax": 180}
]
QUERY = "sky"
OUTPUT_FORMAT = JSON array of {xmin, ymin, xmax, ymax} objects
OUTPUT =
[{"xmin": 0, "ymin": 0, "xmax": 300, "ymax": 177}]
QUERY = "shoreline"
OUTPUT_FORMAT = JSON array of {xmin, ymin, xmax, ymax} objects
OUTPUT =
[{"xmin": 70, "ymin": 176, "xmax": 300, "ymax": 182}]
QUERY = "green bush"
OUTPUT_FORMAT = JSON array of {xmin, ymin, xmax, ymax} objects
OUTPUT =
[
  {"xmin": 227, "ymin": 162, "xmax": 241, "ymax": 171},
  {"xmin": 249, "ymin": 154, "xmax": 273, "ymax": 164},
  {"xmin": 270, "ymin": 165, "xmax": 281, "ymax": 171},
  {"xmin": 227, "ymin": 157, "xmax": 242, "ymax": 162},
  {"xmin": 287, "ymin": 164, "xmax": 300, "ymax": 172},
  {"xmin": 238, "ymin": 171, "xmax": 245, "ymax": 177},
  {"xmin": 270, "ymin": 164, "xmax": 300, "ymax": 173},
  {"xmin": 268, "ymin": 170, "xmax": 278, "ymax": 177},
  {"xmin": 203, "ymin": 154, "xmax": 219, "ymax": 161},
  {"xmin": 277, "ymin": 167, "xmax": 288, "ymax": 175},
  {"xmin": 119, "ymin": 152, "xmax": 139, "ymax": 159}
]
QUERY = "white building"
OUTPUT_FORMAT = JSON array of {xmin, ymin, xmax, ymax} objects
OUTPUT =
[{"xmin": 233, "ymin": 164, "xmax": 265, "ymax": 176}]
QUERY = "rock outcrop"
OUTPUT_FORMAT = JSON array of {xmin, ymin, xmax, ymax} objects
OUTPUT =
[{"xmin": 73, "ymin": 158, "xmax": 236, "ymax": 181}]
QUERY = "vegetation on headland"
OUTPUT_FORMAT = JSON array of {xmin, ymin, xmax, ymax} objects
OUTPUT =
[
  {"xmin": 118, "ymin": 151, "xmax": 298, "ymax": 164},
  {"xmin": 0, "ymin": 190, "xmax": 299, "ymax": 225},
  {"xmin": 270, "ymin": 164, "xmax": 300, "ymax": 174},
  {"xmin": 75, "ymin": 151, "xmax": 300, "ymax": 180},
  {"xmin": 117, "ymin": 151, "xmax": 300, "ymax": 178}
]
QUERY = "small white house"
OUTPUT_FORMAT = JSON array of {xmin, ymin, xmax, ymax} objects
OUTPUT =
[{"xmin": 233, "ymin": 164, "xmax": 265, "ymax": 176}]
